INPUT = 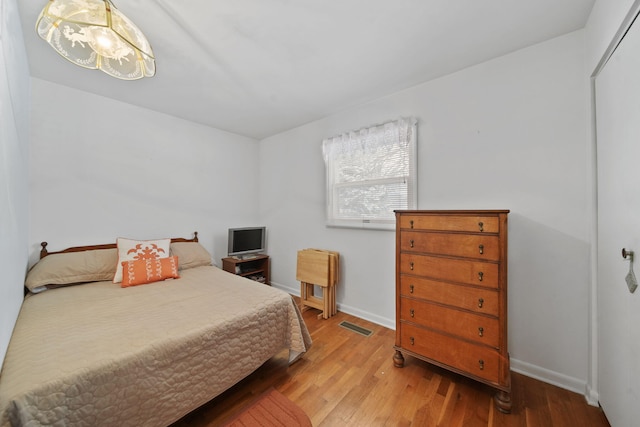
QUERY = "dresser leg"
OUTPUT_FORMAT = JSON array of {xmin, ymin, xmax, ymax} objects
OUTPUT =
[
  {"xmin": 393, "ymin": 350, "xmax": 405, "ymax": 368},
  {"xmin": 494, "ymin": 390, "xmax": 512, "ymax": 414}
]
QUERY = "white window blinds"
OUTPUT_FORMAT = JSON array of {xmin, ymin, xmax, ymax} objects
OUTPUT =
[{"xmin": 322, "ymin": 117, "xmax": 417, "ymax": 230}]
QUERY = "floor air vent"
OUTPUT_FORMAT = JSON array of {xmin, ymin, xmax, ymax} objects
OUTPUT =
[{"xmin": 339, "ymin": 321, "xmax": 373, "ymax": 337}]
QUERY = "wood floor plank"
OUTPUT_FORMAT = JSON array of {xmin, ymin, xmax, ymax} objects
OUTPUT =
[{"xmin": 171, "ymin": 305, "xmax": 610, "ymax": 427}]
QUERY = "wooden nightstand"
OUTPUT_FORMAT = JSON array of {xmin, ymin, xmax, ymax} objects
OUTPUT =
[{"xmin": 221, "ymin": 255, "xmax": 270, "ymax": 285}]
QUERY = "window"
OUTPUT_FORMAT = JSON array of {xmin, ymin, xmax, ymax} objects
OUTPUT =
[{"xmin": 322, "ymin": 117, "xmax": 417, "ymax": 230}]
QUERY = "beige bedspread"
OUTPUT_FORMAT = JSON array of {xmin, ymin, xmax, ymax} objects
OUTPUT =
[{"xmin": 0, "ymin": 266, "xmax": 311, "ymax": 427}]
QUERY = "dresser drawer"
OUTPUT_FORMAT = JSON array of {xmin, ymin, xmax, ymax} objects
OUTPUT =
[
  {"xmin": 400, "ymin": 253, "xmax": 499, "ymax": 289},
  {"xmin": 400, "ymin": 298, "xmax": 499, "ymax": 347},
  {"xmin": 399, "ymin": 215, "xmax": 500, "ymax": 233},
  {"xmin": 400, "ymin": 276, "xmax": 499, "ymax": 316},
  {"xmin": 400, "ymin": 231, "xmax": 500, "ymax": 261},
  {"xmin": 399, "ymin": 323, "xmax": 501, "ymax": 384}
]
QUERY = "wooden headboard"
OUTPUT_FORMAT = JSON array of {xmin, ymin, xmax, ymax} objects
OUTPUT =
[{"xmin": 39, "ymin": 232, "xmax": 199, "ymax": 259}]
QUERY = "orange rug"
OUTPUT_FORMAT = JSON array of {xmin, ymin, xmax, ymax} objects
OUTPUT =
[{"xmin": 222, "ymin": 388, "xmax": 312, "ymax": 427}]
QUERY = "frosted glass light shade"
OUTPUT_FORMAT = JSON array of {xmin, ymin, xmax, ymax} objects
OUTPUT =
[{"xmin": 36, "ymin": 0, "xmax": 155, "ymax": 80}]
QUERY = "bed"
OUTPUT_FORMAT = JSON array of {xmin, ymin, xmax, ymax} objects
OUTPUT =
[{"xmin": 0, "ymin": 234, "xmax": 311, "ymax": 427}]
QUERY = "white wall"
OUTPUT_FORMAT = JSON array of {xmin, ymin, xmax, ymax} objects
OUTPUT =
[
  {"xmin": 586, "ymin": 0, "xmax": 638, "ymax": 72},
  {"xmin": 0, "ymin": 0, "xmax": 30, "ymax": 365},
  {"xmin": 260, "ymin": 31, "xmax": 590, "ymax": 392},
  {"xmin": 29, "ymin": 78, "xmax": 260, "ymax": 266}
]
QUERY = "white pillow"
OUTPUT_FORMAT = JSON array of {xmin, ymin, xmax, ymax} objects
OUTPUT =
[{"xmin": 113, "ymin": 238, "xmax": 171, "ymax": 283}]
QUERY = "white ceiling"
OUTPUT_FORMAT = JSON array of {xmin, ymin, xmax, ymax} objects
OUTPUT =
[{"xmin": 17, "ymin": 0, "xmax": 596, "ymax": 139}]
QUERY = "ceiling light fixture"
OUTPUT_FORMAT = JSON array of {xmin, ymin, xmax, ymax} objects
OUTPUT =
[{"xmin": 36, "ymin": 0, "xmax": 155, "ymax": 80}]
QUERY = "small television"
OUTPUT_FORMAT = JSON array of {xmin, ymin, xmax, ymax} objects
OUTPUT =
[{"xmin": 227, "ymin": 226, "xmax": 266, "ymax": 258}]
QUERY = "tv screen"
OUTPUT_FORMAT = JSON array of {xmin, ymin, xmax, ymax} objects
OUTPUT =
[{"xmin": 228, "ymin": 227, "xmax": 266, "ymax": 258}]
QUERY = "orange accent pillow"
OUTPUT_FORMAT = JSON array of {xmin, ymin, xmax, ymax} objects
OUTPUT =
[
  {"xmin": 113, "ymin": 238, "xmax": 171, "ymax": 283},
  {"xmin": 121, "ymin": 256, "xmax": 180, "ymax": 288}
]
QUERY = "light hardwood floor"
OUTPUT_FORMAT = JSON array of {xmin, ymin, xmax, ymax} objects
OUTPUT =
[{"xmin": 172, "ymin": 302, "xmax": 610, "ymax": 427}]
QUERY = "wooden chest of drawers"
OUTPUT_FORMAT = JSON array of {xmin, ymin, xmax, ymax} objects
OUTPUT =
[{"xmin": 393, "ymin": 210, "xmax": 511, "ymax": 413}]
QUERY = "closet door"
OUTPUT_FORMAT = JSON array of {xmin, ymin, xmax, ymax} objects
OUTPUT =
[{"xmin": 595, "ymin": 11, "xmax": 640, "ymax": 427}]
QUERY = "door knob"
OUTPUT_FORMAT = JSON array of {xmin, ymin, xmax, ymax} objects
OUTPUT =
[{"xmin": 622, "ymin": 248, "xmax": 637, "ymax": 293}]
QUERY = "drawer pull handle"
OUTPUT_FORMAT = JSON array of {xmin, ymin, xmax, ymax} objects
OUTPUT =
[
  {"xmin": 479, "ymin": 244, "xmax": 484, "ymax": 255},
  {"xmin": 478, "ymin": 298, "xmax": 484, "ymax": 308},
  {"xmin": 478, "ymin": 222, "xmax": 484, "ymax": 232},
  {"xmin": 409, "ymin": 284, "xmax": 414, "ymax": 294},
  {"xmin": 478, "ymin": 271, "xmax": 484, "ymax": 281},
  {"xmin": 410, "ymin": 337, "xmax": 415, "ymax": 346},
  {"xmin": 479, "ymin": 360, "xmax": 485, "ymax": 370},
  {"xmin": 410, "ymin": 309, "xmax": 415, "ymax": 318},
  {"xmin": 478, "ymin": 327, "xmax": 484, "ymax": 337},
  {"xmin": 410, "ymin": 220, "xmax": 414, "ymax": 229},
  {"xmin": 410, "ymin": 262, "xmax": 414, "ymax": 270},
  {"xmin": 410, "ymin": 239, "xmax": 414, "ymax": 248}
]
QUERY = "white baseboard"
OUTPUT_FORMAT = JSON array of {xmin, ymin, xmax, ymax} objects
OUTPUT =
[
  {"xmin": 585, "ymin": 384, "xmax": 600, "ymax": 407},
  {"xmin": 333, "ymin": 302, "xmax": 396, "ymax": 330},
  {"xmin": 272, "ymin": 281, "xmax": 596, "ymax": 406},
  {"xmin": 270, "ymin": 281, "xmax": 300, "ymax": 296},
  {"xmin": 510, "ymin": 358, "xmax": 597, "ymax": 406},
  {"xmin": 271, "ymin": 281, "xmax": 396, "ymax": 330}
]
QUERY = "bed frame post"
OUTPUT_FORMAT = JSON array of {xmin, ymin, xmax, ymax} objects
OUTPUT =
[{"xmin": 40, "ymin": 242, "xmax": 49, "ymax": 259}]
